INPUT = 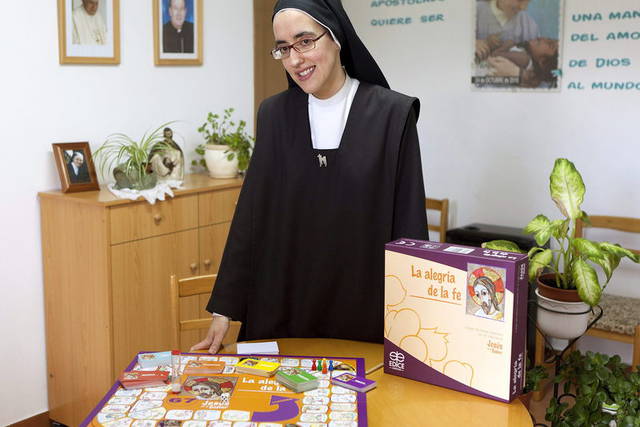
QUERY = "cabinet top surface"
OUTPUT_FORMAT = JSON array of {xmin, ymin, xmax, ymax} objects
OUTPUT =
[{"xmin": 38, "ymin": 174, "xmax": 243, "ymax": 207}]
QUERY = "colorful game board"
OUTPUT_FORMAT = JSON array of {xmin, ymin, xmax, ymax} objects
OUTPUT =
[{"xmin": 82, "ymin": 352, "xmax": 368, "ymax": 427}]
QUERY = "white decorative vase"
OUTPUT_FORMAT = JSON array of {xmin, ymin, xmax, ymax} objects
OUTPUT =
[
  {"xmin": 535, "ymin": 288, "xmax": 591, "ymax": 340},
  {"xmin": 204, "ymin": 144, "xmax": 238, "ymax": 179}
]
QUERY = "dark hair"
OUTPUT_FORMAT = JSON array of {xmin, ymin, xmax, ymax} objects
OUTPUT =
[{"xmin": 523, "ymin": 39, "xmax": 559, "ymax": 88}]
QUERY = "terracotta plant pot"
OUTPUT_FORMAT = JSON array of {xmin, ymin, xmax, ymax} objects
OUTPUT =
[{"xmin": 535, "ymin": 274, "xmax": 591, "ymax": 340}]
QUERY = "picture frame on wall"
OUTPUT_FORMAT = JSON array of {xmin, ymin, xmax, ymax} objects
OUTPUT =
[
  {"xmin": 52, "ymin": 142, "xmax": 100, "ymax": 193},
  {"xmin": 57, "ymin": 0, "xmax": 120, "ymax": 64},
  {"xmin": 153, "ymin": 0, "xmax": 203, "ymax": 65}
]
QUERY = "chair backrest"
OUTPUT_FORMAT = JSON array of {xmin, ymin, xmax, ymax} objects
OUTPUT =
[
  {"xmin": 169, "ymin": 274, "xmax": 242, "ymax": 350},
  {"xmin": 426, "ymin": 198, "xmax": 450, "ymax": 243},
  {"xmin": 575, "ymin": 215, "xmax": 640, "ymax": 255}
]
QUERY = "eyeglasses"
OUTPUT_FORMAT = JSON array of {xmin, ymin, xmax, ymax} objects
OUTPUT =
[{"xmin": 271, "ymin": 32, "xmax": 327, "ymax": 60}]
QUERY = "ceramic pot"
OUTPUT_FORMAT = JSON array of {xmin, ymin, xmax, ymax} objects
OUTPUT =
[
  {"xmin": 535, "ymin": 275, "xmax": 591, "ymax": 340},
  {"xmin": 204, "ymin": 144, "xmax": 239, "ymax": 179}
]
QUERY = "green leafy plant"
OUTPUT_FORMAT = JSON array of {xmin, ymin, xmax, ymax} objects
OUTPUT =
[
  {"xmin": 546, "ymin": 350, "xmax": 640, "ymax": 426},
  {"xmin": 483, "ymin": 158, "xmax": 639, "ymax": 306},
  {"xmin": 524, "ymin": 364, "xmax": 549, "ymax": 394},
  {"xmin": 94, "ymin": 122, "xmax": 173, "ymax": 190},
  {"xmin": 193, "ymin": 108, "xmax": 254, "ymax": 171}
]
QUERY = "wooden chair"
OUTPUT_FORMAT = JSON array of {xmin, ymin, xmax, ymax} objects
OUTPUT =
[
  {"xmin": 426, "ymin": 198, "xmax": 449, "ymax": 243},
  {"xmin": 169, "ymin": 274, "xmax": 242, "ymax": 351},
  {"xmin": 533, "ymin": 215, "xmax": 640, "ymax": 401}
]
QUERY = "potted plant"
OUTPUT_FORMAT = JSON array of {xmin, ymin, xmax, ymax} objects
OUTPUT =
[
  {"xmin": 95, "ymin": 123, "xmax": 174, "ymax": 191},
  {"xmin": 194, "ymin": 108, "xmax": 254, "ymax": 178},
  {"xmin": 484, "ymin": 158, "xmax": 639, "ymax": 339},
  {"xmin": 546, "ymin": 350, "xmax": 640, "ymax": 426}
]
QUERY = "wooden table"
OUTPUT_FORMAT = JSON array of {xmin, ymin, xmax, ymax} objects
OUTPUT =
[{"xmin": 222, "ymin": 338, "xmax": 533, "ymax": 427}]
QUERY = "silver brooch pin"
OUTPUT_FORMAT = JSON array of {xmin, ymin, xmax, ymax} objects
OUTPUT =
[{"xmin": 317, "ymin": 154, "xmax": 327, "ymax": 167}]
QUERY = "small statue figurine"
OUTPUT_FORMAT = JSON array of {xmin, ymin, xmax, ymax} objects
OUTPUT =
[{"xmin": 148, "ymin": 127, "xmax": 184, "ymax": 181}]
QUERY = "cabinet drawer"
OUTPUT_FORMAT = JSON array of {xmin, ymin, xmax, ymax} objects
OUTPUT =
[
  {"xmin": 110, "ymin": 195, "xmax": 198, "ymax": 244},
  {"xmin": 199, "ymin": 188, "xmax": 240, "ymax": 226}
]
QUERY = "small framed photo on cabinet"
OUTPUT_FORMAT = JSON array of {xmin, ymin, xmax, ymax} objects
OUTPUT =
[
  {"xmin": 57, "ymin": 0, "xmax": 121, "ymax": 64},
  {"xmin": 52, "ymin": 142, "xmax": 100, "ymax": 193},
  {"xmin": 153, "ymin": 0, "xmax": 203, "ymax": 65}
]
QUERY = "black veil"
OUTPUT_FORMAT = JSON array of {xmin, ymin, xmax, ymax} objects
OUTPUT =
[{"xmin": 272, "ymin": 0, "xmax": 389, "ymax": 90}]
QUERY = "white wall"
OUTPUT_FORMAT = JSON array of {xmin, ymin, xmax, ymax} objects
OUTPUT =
[
  {"xmin": 343, "ymin": 0, "xmax": 639, "ymax": 361},
  {"xmin": 0, "ymin": 1, "xmax": 253, "ymax": 424}
]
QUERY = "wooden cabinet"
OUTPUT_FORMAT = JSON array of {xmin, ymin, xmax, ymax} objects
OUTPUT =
[{"xmin": 39, "ymin": 175, "xmax": 242, "ymax": 426}]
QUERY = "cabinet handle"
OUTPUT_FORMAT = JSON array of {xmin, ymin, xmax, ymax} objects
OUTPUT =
[
  {"xmin": 153, "ymin": 214, "xmax": 162, "ymax": 223},
  {"xmin": 203, "ymin": 259, "xmax": 212, "ymax": 268},
  {"xmin": 190, "ymin": 263, "xmax": 197, "ymax": 272}
]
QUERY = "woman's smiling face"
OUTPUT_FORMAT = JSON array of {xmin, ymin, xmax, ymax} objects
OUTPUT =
[{"xmin": 273, "ymin": 10, "xmax": 344, "ymax": 99}]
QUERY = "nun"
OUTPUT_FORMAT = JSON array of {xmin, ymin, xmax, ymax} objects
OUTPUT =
[{"xmin": 192, "ymin": 0, "xmax": 428, "ymax": 353}]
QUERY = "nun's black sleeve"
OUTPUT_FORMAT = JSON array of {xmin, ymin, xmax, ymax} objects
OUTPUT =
[
  {"xmin": 392, "ymin": 108, "xmax": 429, "ymax": 241},
  {"xmin": 205, "ymin": 105, "xmax": 266, "ymax": 321}
]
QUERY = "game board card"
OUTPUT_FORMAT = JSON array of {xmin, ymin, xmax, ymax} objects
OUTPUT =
[
  {"xmin": 165, "ymin": 409, "xmax": 193, "ymax": 420},
  {"xmin": 330, "ymin": 403, "xmax": 356, "ymax": 412},
  {"xmin": 115, "ymin": 389, "xmax": 142, "ymax": 397},
  {"xmin": 131, "ymin": 421, "xmax": 156, "ymax": 427},
  {"xmin": 218, "ymin": 357, "xmax": 239, "ymax": 365},
  {"xmin": 193, "ymin": 409, "xmax": 221, "ymax": 420},
  {"xmin": 221, "ymin": 409, "xmax": 250, "ymax": 421},
  {"xmin": 102, "ymin": 417, "xmax": 133, "ymax": 427},
  {"xmin": 132, "ymin": 400, "xmax": 163, "ymax": 412},
  {"xmin": 330, "ymin": 412, "xmax": 357, "ymax": 421},
  {"xmin": 97, "ymin": 413, "xmax": 126, "ymax": 423},
  {"xmin": 302, "ymin": 404, "xmax": 328, "ymax": 413},
  {"xmin": 222, "ymin": 366, "xmax": 236, "ymax": 374},
  {"xmin": 330, "ymin": 394, "xmax": 356, "ymax": 403},
  {"xmin": 129, "ymin": 407, "xmax": 166, "ymax": 420},
  {"xmin": 109, "ymin": 396, "xmax": 137, "ymax": 405},
  {"xmin": 182, "ymin": 422, "xmax": 207, "ymax": 427},
  {"xmin": 328, "ymin": 421, "xmax": 358, "ymax": 427},
  {"xmin": 101, "ymin": 404, "xmax": 130, "ymax": 414},
  {"xmin": 303, "ymin": 395, "xmax": 330, "ymax": 405},
  {"xmin": 197, "ymin": 356, "xmax": 218, "ymax": 361},
  {"xmin": 300, "ymin": 413, "xmax": 328, "ymax": 423},
  {"xmin": 140, "ymin": 391, "xmax": 167, "ymax": 400},
  {"xmin": 304, "ymin": 388, "xmax": 330, "ymax": 397},
  {"xmin": 330, "ymin": 386, "xmax": 355, "ymax": 395},
  {"xmin": 280, "ymin": 358, "xmax": 300, "ymax": 367},
  {"xmin": 144, "ymin": 384, "xmax": 171, "ymax": 392},
  {"xmin": 207, "ymin": 422, "xmax": 232, "ymax": 427}
]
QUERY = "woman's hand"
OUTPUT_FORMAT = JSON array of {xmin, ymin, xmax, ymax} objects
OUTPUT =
[{"xmin": 190, "ymin": 315, "xmax": 230, "ymax": 354}]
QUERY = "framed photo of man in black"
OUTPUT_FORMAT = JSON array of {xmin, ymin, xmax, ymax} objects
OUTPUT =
[
  {"xmin": 153, "ymin": 0, "xmax": 203, "ymax": 65},
  {"xmin": 52, "ymin": 142, "xmax": 100, "ymax": 193}
]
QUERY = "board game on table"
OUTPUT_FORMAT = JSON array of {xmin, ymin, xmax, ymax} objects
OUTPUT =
[{"xmin": 82, "ymin": 352, "xmax": 368, "ymax": 427}]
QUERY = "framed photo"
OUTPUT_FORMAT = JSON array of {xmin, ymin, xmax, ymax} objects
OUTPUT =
[
  {"xmin": 52, "ymin": 142, "xmax": 100, "ymax": 193},
  {"xmin": 57, "ymin": 0, "xmax": 120, "ymax": 64},
  {"xmin": 153, "ymin": 0, "xmax": 203, "ymax": 65}
]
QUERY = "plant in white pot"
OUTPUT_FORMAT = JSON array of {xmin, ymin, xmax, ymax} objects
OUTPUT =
[
  {"xmin": 194, "ymin": 108, "xmax": 254, "ymax": 178},
  {"xmin": 484, "ymin": 158, "xmax": 639, "ymax": 339}
]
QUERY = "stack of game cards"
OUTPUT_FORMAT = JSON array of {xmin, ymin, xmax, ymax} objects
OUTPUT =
[
  {"xmin": 235, "ymin": 358, "xmax": 280, "ymax": 377},
  {"xmin": 275, "ymin": 367, "xmax": 319, "ymax": 393},
  {"xmin": 137, "ymin": 351, "xmax": 172, "ymax": 368},
  {"xmin": 183, "ymin": 360, "xmax": 225, "ymax": 375},
  {"xmin": 331, "ymin": 373, "xmax": 376, "ymax": 393},
  {"xmin": 118, "ymin": 370, "xmax": 169, "ymax": 390}
]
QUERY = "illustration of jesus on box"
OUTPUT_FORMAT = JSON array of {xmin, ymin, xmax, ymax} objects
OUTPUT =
[{"xmin": 466, "ymin": 266, "xmax": 505, "ymax": 322}]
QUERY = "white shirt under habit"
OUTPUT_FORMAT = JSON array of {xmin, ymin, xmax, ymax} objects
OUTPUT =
[{"xmin": 308, "ymin": 73, "xmax": 360, "ymax": 150}]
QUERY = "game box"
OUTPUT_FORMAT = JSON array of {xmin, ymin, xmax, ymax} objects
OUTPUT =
[{"xmin": 384, "ymin": 238, "xmax": 529, "ymax": 402}]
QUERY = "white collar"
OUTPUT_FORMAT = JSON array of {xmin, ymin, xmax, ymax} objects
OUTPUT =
[{"xmin": 309, "ymin": 72, "xmax": 351, "ymax": 107}]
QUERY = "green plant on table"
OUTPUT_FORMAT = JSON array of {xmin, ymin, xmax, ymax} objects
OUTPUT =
[
  {"xmin": 94, "ymin": 122, "xmax": 173, "ymax": 190},
  {"xmin": 483, "ymin": 158, "xmax": 639, "ymax": 306},
  {"xmin": 193, "ymin": 108, "xmax": 254, "ymax": 171},
  {"xmin": 546, "ymin": 350, "xmax": 640, "ymax": 426}
]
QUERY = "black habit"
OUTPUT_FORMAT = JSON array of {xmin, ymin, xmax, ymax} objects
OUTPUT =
[
  {"xmin": 207, "ymin": 82, "xmax": 428, "ymax": 343},
  {"xmin": 162, "ymin": 21, "xmax": 194, "ymax": 53}
]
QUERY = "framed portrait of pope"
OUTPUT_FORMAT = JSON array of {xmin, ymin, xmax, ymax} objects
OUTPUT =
[
  {"xmin": 153, "ymin": 0, "xmax": 203, "ymax": 65},
  {"xmin": 57, "ymin": 0, "xmax": 120, "ymax": 64}
]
